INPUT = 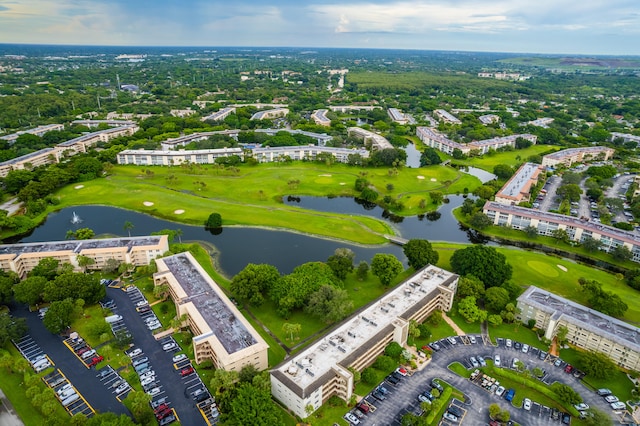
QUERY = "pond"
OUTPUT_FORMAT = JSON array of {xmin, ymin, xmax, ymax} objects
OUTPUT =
[{"xmin": 13, "ymin": 198, "xmax": 486, "ymax": 278}]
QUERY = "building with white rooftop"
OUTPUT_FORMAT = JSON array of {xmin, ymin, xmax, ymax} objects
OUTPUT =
[
  {"xmin": 71, "ymin": 119, "xmax": 135, "ymax": 128},
  {"xmin": 417, "ymin": 127, "xmax": 537, "ymax": 156},
  {"xmin": 494, "ymin": 163, "xmax": 545, "ymax": 206},
  {"xmin": 170, "ymin": 109, "xmax": 197, "ymax": 118},
  {"xmin": 328, "ymin": 105, "xmax": 381, "ymax": 113},
  {"xmin": 611, "ymin": 132, "xmax": 640, "ymax": 146},
  {"xmin": 251, "ymin": 146, "xmax": 368, "ymax": 164},
  {"xmin": 517, "ymin": 286, "xmax": 640, "ymax": 370},
  {"xmin": 0, "ymin": 124, "xmax": 65, "ymax": 144},
  {"xmin": 388, "ymin": 108, "xmax": 408, "ymax": 125},
  {"xmin": 528, "ymin": 117, "xmax": 554, "ymax": 128},
  {"xmin": 433, "ymin": 109, "xmax": 461, "ymax": 125},
  {"xmin": 483, "ymin": 201, "xmax": 640, "ymax": 262},
  {"xmin": 270, "ymin": 265, "xmax": 458, "ymax": 418},
  {"xmin": 117, "ymin": 148, "xmax": 244, "ymax": 166},
  {"xmin": 201, "ymin": 107, "xmax": 236, "ymax": 122},
  {"xmin": 0, "ymin": 235, "xmax": 168, "ymax": 278},
  {"xmin": 541, "ymin": 146, "xmax": 615, "ymax": 168},
  {"xmin": 347, "ymin": 127, "xmax": 393, "ymax": 150},
  {"xmin": 57, "ymin": 124, "xmax": 139, "ymax": 155},
  {"xmin": 479, "ymin": 114, "xmax": 500, "ymax": 125},
  {"xmin": 311, "ymin": 109, "xmax": 331, "ymax": 127},
  {"xmin": 250, "ymin": 108, "xmax": 290, "ymax": 121},
  {"xmin": 154, "ymin": 252, "xmax": 268, "ymax": 370}
]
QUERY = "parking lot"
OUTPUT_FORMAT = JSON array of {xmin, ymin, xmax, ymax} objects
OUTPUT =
[
  {"xmin": 43, "ymin": 369, "xmax": 95, "ymax": 417},
  {"xmin": 347, "ymin": 335, "xmax": 619, "ymax": 426}
]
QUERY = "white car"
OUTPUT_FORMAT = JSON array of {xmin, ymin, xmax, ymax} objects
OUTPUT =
[
  {"xmin": 605, "ymin": 395, "xmax": 619, "ymax": 403},
  {"xmin": 140, "ymin": 376, "xmax": 155, "ymax": 387},
  {"xmin": 115, "ymin": 383, "xmax": 129, "ymax": 394},
  {"xmin": 128, "ymin": 348, "xmax": 142, "ymax": 358},
  {"xmin": 139, "ymin": 371, "xmax": 155, "ymax": 381},
  {"xmin": 443, "ymin": 412, "xmax": 458, "ymax": 422},
  {"xmin": 523, "ymin": 398, "xmax": 532, "ymax": 411},
  {"xmin": 162, "ymin": 342, "xmax": 177, "ymax": 351},
  {"xmin": 522, "ymin": 344, "xmax": 530, "ymax": 353},
  {"xmin": 574, "ymin": 403, "xmax": 589, "ymax": 411},
  {"xmin": 447, "ymin": 337, "xmax": 457, "ymax": 345},
  {"xmin": 345, "ymin": 413, "xmax": 360, "ymax": 425},
  {"xmin": 495, "ymin": 386, "xmax": 505, "ymax": 396},
  {"xmin": 136, "ymin": 300, "xmax": 148, "ymax": 307},
  {"xmin": 469, "ymin": 335, "xmax": 476, "ymax": 344},
  {"xmin": 611, "ymin": 401, "xmax": 626, "ymax": 410},
  {"xmin": 146, "ymin": 387, "xmax": 162, "ymax": 397},
  {"xmin": 172, "ymin": 354, "xmax": 188, "ymax": 363},
  {"xmin": 81, "ymin": 349, "xmax": 96, "ymax": 359},
  {"xmin": 506, "ymin": 339, "xmax": 512, "ymax": 348},
  {"xmin": 494, "ymin": 355, "xmax": 501, "ymax": 367},
  {"xmin": 148, "ymin": 323, "xmax": 162, "ymax": 331}
]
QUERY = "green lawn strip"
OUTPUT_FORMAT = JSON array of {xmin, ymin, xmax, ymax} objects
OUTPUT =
[
  {"xmin": 446, "ymin": 301, "xmax": 482, "ymax": 335},
  {"xmin": 150, "ymin": 300, "xmax": 177, "ymax": 327},
  {"xmin": 424, "ymin": 386, "xmax": 453, "ymax": 424},
  {"xmin": 448, "ymin": 362, "xmax": 472, "ymax": 378},
  {"xmin": 238, "ymin": 306, "xmax": 287, "ymax": 367},
  {"xmin": 559, "ymin": 347, "xmax": 635, "ymax": 403},
  {"xmin": 487, "ymin": 323, "xmax": 549, "ymax": 352},
  {"xmin": 354, "ymin": 366, "xmax": 395, "ymax": 396},
  {"xmin": 305, "ymin": 397, "xmax": 353, "ymax": 426},
  {"xmin": 274, "ymin": 402, "xmax": 299, "ymax": 426},
  {"xmin": 488, "ymin": 366, "xmax": 580, "ymax": 417},
  {"xmin": 71, "ymin": 304, "xmax": 110, "ymax": 348},
  {"xmin": 428, "ymin": 321, "xmax": 457, "ymax": 342}
]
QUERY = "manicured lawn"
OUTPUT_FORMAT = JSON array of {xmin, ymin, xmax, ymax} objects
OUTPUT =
[
  {"xmin": 427, "ymin": 320, "xmax": 457, "ymax": 342},
  {"xmin": 151, "ymin": 300, "xmax": 177, "ymax": 327},
  {"xmin": 448, "ymin": 362, "xmax": 471, "ymax": 378},
  {"xmin": 446, "ymin": 302, "xmax": 482, "ymax": 335},
  {"xmin": 559, "ymin": 347, "xmax": 636, "ymax": 403},
  {"xmin": 354, "ymin": 365, "xmax": 395, "ymax": 396},
  {"xmin": 445, "ymin": 145, "xmax": 559, "ymax": 172},
  {"xmin": 71, "ymin": 304, "xmax": 111, "ymax": 348},
  {"xmin": 488, "ymin": 323, "xmax": 549, "ymax": 352}
]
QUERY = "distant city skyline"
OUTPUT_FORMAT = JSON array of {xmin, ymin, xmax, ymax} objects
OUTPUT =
[{"xmin": 0, "ymin": 0, "xmax": 639, "ymax": 55}]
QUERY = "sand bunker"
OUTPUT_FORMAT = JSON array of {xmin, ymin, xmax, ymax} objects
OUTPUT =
[
  {"xmin": 74, "ymin": 185, "xmax": 84, "ymax": 189},
  {"xmin": 319, "ymin": 174, "xmax": 332, "ymax": 177},
  {"xmin": 557, "ymin": 265, "xmax": 568, "ymax": 272},
  {"xmin": 430, "ymin": 178, "xmax": 437, "ymax": 182},
  {"xmin": 143, "ymin": 201, "xmax": 154, "ymax": 207},
  {"xmin": 417, "ymin": 176, "xmax": 425, "ymax": 180},
  {"xmin": 339, "ymin": 182, "xmax": 346, "ymax": 185},
  {"xmin": 174, "ymin": 209, "xmax": 185, "ymax": 215}
]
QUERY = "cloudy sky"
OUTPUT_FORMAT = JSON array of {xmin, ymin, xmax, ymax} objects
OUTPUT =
[{"xmin": 0, "ymin": 0, "xmax": 639, "ymax": 55}]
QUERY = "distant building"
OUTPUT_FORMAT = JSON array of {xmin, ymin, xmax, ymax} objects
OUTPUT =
[
  {"xmin": 517, "ymin": 286, "xmax": 640, "ymax": 370},
  {"xmin": 251, "ymin": 146, "xmax": 368, "ymax": 164},
  {"xmin": 416, "ymin": 127, "xmax": 536, "ymax": 156},
  {"xmin": 154, "ymin": 252, "xmax": 269, "ymax": 370},
  {"xmin": 494, "ymin": 163, "xmax": 545, "ymax": 206},
  {"xmin": 0, "ymin": 124, "xmax": 65, "ymax": 145},
  {"xmin": 387, "ymin": 108, "xmax": 408, "ymax": 125},
  {"xmin": 433, "ymin": 109, "xmax": 461, "ymax": 125},
  {"xmin": 611, "ymin": 132, "xmax": 640, "ymax": 146},
  {"xmin": 528, "ymin": 117, "xmax": 554, "ymax": 128},
  {"xmin": 117, "ymin": 148, "xmax": 244, "ymax": 166},
  {"xmin": 71, "ymin": 119, "xmax": 135, "ymax": 128},
  {"xmin": 0, "ymin": 148, "xmax": 60, "ymax": 178},
  {"xmin": 478, "ymin": 114, "xmax": 500, "ymax": 125},
  {"xmin": 201, "ymin": 107, "xmax": 236, "ymax": 122},
  {"xmin": 57, "ymin": 125, "xmax": 139, "ymax": 155},
  {"xmin": 328, "ymin": 105, "xmax": 381, "ymax": 113},
  {"xmin": 541, "ymin": 146, "xmax": 615, "ymax": 168},
  {"xmin": 0, "ymin": 235, "xmax": 168, "ymax": 278},
  {"xmin": 311, "ymin": 109, "xmax": 331, "ymax": 127},
  {"xmin": 483, "ymin": 201, "xmax": 640, "ymax": 262},
  {"xmin": 250, "ymin": 108, "xmax": 290, "ymax": 120},
  {"xmin": 170, "ymin": 109, "xmax": 197, "ymax": 118},
  {"xmin": 271, "ymin": 265, "xmax": 458, "ymax": 418},
  {"xmin": 347, "ymin": 127, "xmax": 393, "ymax": 150}
]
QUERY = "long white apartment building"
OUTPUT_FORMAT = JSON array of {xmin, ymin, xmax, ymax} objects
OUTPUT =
[
  {"xmin": 611, "ymin": 132, "xmax": 640, "ymax": 146},
  {"xmin": 250, "ymin": 108, "xmax": 289, "ymax": 120},
  {"xmin": 328, "ymin": 105, "xmax": 381, "ymax": 113},
  {"xmin": 417, "ymin": 127, "xmax": 537, "ymax": 156},
  {"xmin": 388, "ymin": 108, "xmax": 409, "ymax": 125},
  {"xmin": 71, "ymin": 119, "xmax": 136, "ymax": 128},
  {"xmin": 0, "ymin": 235, "xmax": 168, "ymax": 278},
  {"xmin": 347, "ymin": 127, "xmax": 393, "ymax": 150},
  {"xmin": 0, "ymin": 148, "xmax": 60, "ymax": 178},
  {"xmin": 541, "ymin": 146, "xmax": 615, "ymax": 167},
  {"xmin": 0, "ymin": 124, "xmax": 65, "ymax": 144},
  {"xmin": 251, "ymin": 146, "xmax": 369, "ymax": 164},
  {"xmin": 154, "ymin": 252, "xmax": 269, "ymax": 370},
  {"xmin": 201, "ymin": 107, "xmax": 236, "ymax": 122},
  {"xmin": 117, "ymin": 148, "xmax": 244, "ymax": 166},
  {"xmin": 518, "ymin": 286, "xmax": 640, "ymax": 370},
  {"xmin": 271, "ymin": 265, "xmax": 458, "ymax": 418},
  {"xmin": 433, "ymin": 109, "xmax": 462, "ymax": 125},
  {"xmin": 528, "ymin": 117, "xmax": 554, "ymax": 128},
  {"xmin": 311, "ymin": 109, "xmax": 331, "ymax": 127},
  {"xmin": 478, "ymin": 114, "xmax": 500, "ymax": 125},
  {"xmin": 494, "ymin": 162, "xmax": 545, "ymax": 205},
  {"xmin": 57, "ymin": 124, "xmax": 139, "ymax": 155},
  {"xmin": 483, "ymin": 201, "xmax": 640, "ymax": 262}
]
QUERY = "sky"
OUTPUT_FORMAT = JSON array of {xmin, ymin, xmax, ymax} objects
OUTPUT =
[{"xmin": 0, "ymin": 0, "xmax": 639, "ymax": 55}]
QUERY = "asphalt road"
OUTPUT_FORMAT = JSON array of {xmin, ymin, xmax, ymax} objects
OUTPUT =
[{"xmin": 355, "ymin": 336, "xmax": 618, "ymax": 426}]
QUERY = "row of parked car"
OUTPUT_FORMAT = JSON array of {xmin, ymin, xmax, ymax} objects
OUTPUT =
[
  {"xmin": 69, "ymin": 335, "xmax": 104, "ymax": 368},
  {"xmin": 596, "ymin": 388, "xmax": 626, "ymax": 411},
  {"xmin": 128, "ymin": 348, "xmax": 176, "ymax": 425}
]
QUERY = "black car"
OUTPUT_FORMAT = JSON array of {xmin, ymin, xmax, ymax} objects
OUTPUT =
[
  {"xmin": 448, "ymin": 406, "xmax": 463, "ymax": 417},
  {"xmin": 372, "ymin": 390, "xmax": 386, "ymax": 401},
  {"xmin": 431, "ymin": 380, "xmax": 443, "ymax": 393},
  {"xmin": 514, "ymin": 342, "xmax": 522, "ymax": 350},
  {"xmin": 391, "ymin": 371, "xmax": 403, "ymax": 380},
  {"xmin": 386, "ymin": 374, "xmax": 400, "ymax": 385},
  {"xmin": 561, "ymin": 413, "xmax": 571, "ymax": 425}
]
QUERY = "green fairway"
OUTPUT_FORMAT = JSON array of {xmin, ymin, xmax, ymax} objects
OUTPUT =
[{"xmin": 445, "ymin": 144, "xmax": 559, "ymax": 172}]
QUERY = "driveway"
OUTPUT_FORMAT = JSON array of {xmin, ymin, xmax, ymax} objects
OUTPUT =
[{"xmin": 358, "ymin": 336, "xmax": 617, "ymax": 426}]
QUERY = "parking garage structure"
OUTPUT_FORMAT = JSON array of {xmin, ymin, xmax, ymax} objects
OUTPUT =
[
  {"xmin": 517, "ymin": 286, "xmax": 640, "ymax": 371},
  {"xmin": 270, "ymin": 265, "xmax": 458, "ymax": 419},
  {"xmin": 0, "ymin": 235, "xmax": 169, "ymax": 278},
  {"xmin": 153, "ymin": 252, "xmax": 268, "ymax": 371}
]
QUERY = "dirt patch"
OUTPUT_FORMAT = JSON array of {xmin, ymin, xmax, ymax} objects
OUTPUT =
[
  {"xmin": 143, "ymin": 201, "xmax": 154, "ymax": 207},
  {"xmin": 174, "ymin": 209, "xmax": 185, "ymax": 214},
  {"xmin": 557, "ymin": 265, "xmax": 568, "ymax": 272},
  {"xmin": 74, "ymin": 185, "xmax": 84, "ymax": 189}
]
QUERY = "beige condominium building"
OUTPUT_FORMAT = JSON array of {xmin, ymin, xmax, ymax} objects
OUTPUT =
[
  {"xmin": 271, "ymin": 265, "xmax": 458, "ymax": 418},
  {"xmin": 494, "ymin": 162, "xmax": 545, "ymax": 206},
  {"xmin": 153, "ymin": 252, "xmax": 268, "ymax": 371},
  {"xmin": 0, "ymin": 235, "xmax": 169, "ymax": 278},
  {"xmin": 416, "ymin": 127, "xmax": 536, "ymax": 156},
  {"xmin": 541, "ymin": 146, "xmax": 615, "ymax": 168},
  {"xmin": 0, "ymin": 148, "xmax": 60, "ymax": 178},
  {"xmin": 347, "ymin": 127, "xmax": 393, "ymax": 150},
  {"xmin": 117, "ymin": 148, "xmax": 244, "ymax": 166},
  {"xmin": 250, "ymin": 108, "xmax": 290, "ymax": 120},
  {"xmin": 517, "ymin": 286, "xmax": 640, "ymax": 370}
]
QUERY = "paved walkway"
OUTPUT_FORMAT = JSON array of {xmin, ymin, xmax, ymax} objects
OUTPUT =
[
  {"xmin": 0, "ymin": 389, "xmax": 23, "ymax": 426},
  {"xmin": 442, "ymin": 312, "xmax": 465, "ymax": 336}
]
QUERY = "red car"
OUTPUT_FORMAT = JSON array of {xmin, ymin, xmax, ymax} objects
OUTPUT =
[
  {"xmin": 76, "ymin": 347, "xmax": 90, "ymax": 356},
  {"xmin": 88, "ymin": 356, "xmax": 104, "ymax": 367},
  {"xmin": 156, "ymin": 408, "xmax": 172, "ymax": 419},
  {"xmin": 564, "ymin": 364, "xmax": 574, "ymax": 374},
  {"xmin": 153, "ymin": 403, "xmax": 169, "ymax": 414},
  {"xmin": 180, "ymin": 366, "xmax": 194, "ymax": 377}
]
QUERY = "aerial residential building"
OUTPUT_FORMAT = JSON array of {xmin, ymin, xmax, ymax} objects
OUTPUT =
[
  {"xmin": 57, "ymin": 124, "xmax": 139, "ymax": 155},
  {"xmin": 416, "ymin": 127, "xmax": 536, "ymax": 156},
  {"xmin": 170, "ymin": 109, "xmax": 197, "ymax": 118},
  {"xmin": 433, "ymin": 109, "xmax": 462, "ymax": 125},
  {"xmin": 0, "ymin": 124, "xmax": 65, "ymax": 144},
  {"xmin": 250, "ymin": 108, "xmax": 290, "ymax": 120},
  {"xmin": 270, "ymin": 265, "xmax": 458, "ymax": 418},
  {"xmin": 347, "ymin": 127, "xmax": 393, "ymax": 150},
  {"xmin": 153, "ymin": 252, "xmax": 269, "ymax": 370},
  {"xmin": 478, "ymin": 114, "xmax": 500, "ymax": 125},
  {"xmin": 117, "ymin": 148, "xmax": 244, "ymax": 166},
  {"xmin": 0, "ymin": 148, "xmax": 60, "ymax": 178},
  {"xmin": 541, "ymin": 146, "xmax": 615, "ymax": 167},
  {"xmin": 482, "ymin": 201, "xmax": 640, "ymax": 262},
  {"xmin": 251, "ymin": 146, "xmax": 368, "ymax": 164},
  {"xmin": 71, "ymin": 119, "xmax": 136, "ymax": 128},
  {"xmin": 0, "ymin": 235, "xmax": 169, "ymax": 278},
  {"xmin": 469, "ymin": 134, "xmax": 537, "ymax": 155},
  {"xmin": 388, "ymin": 108, "xmax": 409, "ymax": 125},
  {"xmin": 254, "ymin": 129, "xmax": 333, "ymax": 146},
  {"xmin": 528, "ymin": 117, "xmax": 554, "ymax": 128},
  {"xmin": 611, "ymin": 132, "xmax": 640, "ymax": 146},
  {"xmin": 328, "ymin": 105, "xmax": 381, "ymax": 113},
  {"xmin": 311, "ymin": 109, "xmax": 331, "ymax": 127},
  {"xmin": 494, "ymin": 163, "xmax": 545, "ymax": 206},
  {"xmin": 517, "ymin": 286, "xmax": 640, "ymax": 370},
  {"xmin": 201, "ymin": 107, "xmax": 236, "ymax": 122}
]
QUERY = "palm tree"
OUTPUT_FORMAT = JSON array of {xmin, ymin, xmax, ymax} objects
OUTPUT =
[
  {"xmin": 123, "ymin": 221, "xmax": 134, "ymax": 237},
  {"xmin": 175, "ymin": 228, "xmax": 183, "ymax": 243}
]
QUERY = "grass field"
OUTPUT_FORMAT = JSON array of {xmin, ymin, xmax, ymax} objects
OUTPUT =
[{"xmin": 445, "ymin": 145, "xmax": 559, "ymax": 172}]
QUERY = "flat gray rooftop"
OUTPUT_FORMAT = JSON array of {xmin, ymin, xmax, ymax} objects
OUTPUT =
[
  {"xmin": 0, "ymin": 148, "xmax": 55, "ymax": 166},
  {"xmin": 162, "ymin": 253, "xmax": 256, "ymax": 354},
  {"xmin": 498, "ymin": 162, "xmax": 541, "ymax": 198},
  {"xmin": 0, "ymin": 235, "xmax": 163, "ymax": 255},
  {"xmin": 520, "ymin": 286, "xmax": 640, "ymax": 352}
]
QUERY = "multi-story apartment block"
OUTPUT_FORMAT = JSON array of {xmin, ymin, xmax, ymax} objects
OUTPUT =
[
  {"xmin": 153, "ymin": 252, "xmax": 269, "ymax": 370},
  {"xmin": 250, "ymin": 108, "xmax": 290, "ymax": 120},
  {"xmin": 117, "ymin": 148, "xmax": 244, "ymax": 166},
  {"xmin": 388, "ymin": 108, "xmax": 408, "ymax": 125},
  {"xmin": 0, "ymin": 148, "xmax": 60, "ymax": 178},
  {"xmin": 494, "ymin": 163, "xmax": 545, "ymax": 206},
  {"xmin": 611, "ymin": 132, "xmax": 640, "ymax": 146},
  {"xmin": 311, "ymin": 109, "xmax": 331, "ymax": 127},
  {"xmin": 0, "ymin": 235, "xmax": 169, "ymax": 278},
  {"xmin": 469, "ymin": 134, "xmax": 537, "ymax": 155},
  {"xmin": 71, "ymin": 119, "xmax": 136, "ymax": 128},
  {"xmin": 478, "ymin": 114, "xmax": 500, "ymax": 125},
  {"xmin": 416, "ymin": 127, "xmax": 536, "ymax": 156},
  {"xmin": 270, "ymin": 265, "xmax": 458, "ymax": 418},
  {"xmin": 347, "ymin": 127, "xmax": 393, "ymax": 150},
  {"xmin": 251, "ymin": 146, "xmax": 369, "ymax": 164},
  {"xmin": 0, "ymin": 124, "xmax": 65, "ymax": 144},
  {"xmin": 483, "ymin": 202, "xmax": 640, "ymax": 262},
  {"xmin": 328, "ymin": 105, "xmax": 381, "ymax": 113},
  {"xmin": 433, "ymin": 109, "xmax": 462, "ymax": 125},
  {"xmin": 201, "ymin": 107, "xmax": 236, "ymax": 122},
  {"xmin": 541, "ymin": 146, "xmax": 615, "ymax": 168},
  {"xmin": 517, "ymin": 286, "xmax": 640, "ymax": 370},
  {"xmin": 57, "ymin": 125, "xmax": 139, "ymax": 155},
  {"xmin": 528, "ymin": 117, "xmax": 554, "ymax": 128}
]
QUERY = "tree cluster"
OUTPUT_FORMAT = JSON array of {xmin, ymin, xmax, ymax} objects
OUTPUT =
[{"xmin": 579, "ymin": 278, "xmax": 628, "ymax": 317}]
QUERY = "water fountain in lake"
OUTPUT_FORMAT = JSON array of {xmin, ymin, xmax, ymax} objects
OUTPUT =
[{"xmin": 70, "ymin": 212, "xmax": 82, "ymax": 224}]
